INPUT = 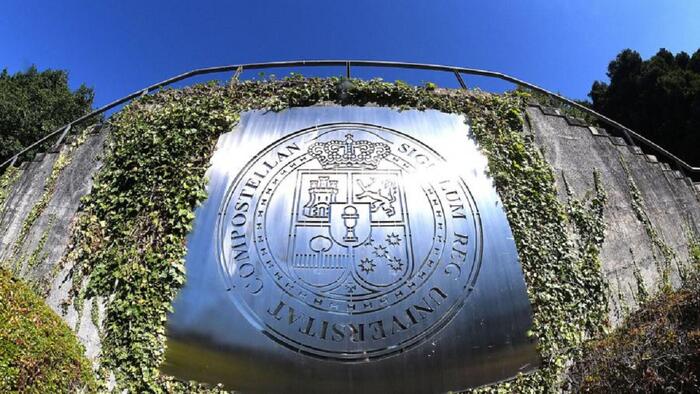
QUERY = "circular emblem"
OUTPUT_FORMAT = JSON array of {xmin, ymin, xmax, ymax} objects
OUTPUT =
[{"xmin": 217, "ymin": 123, "xmax": 482, "ymax": 361}]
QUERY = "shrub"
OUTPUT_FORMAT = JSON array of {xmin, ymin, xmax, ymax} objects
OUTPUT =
[
  {"xmin": 0, "ymin": 268, "xmax": 96, "ymax": 392},
  {"xmin": 568, "ymin": 273, "xmax": 700, "ymax": 392}
]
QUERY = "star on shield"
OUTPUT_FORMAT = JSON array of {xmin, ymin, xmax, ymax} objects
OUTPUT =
[
  {"xmin": 373, "ymin": 245, "xmax": 389, "ymax": 258},
  {"xmin": 388, "ymin": 256, "xmax": 404, "ymax": 272},
  {"xmin": 359, "ymin": 258, "xmax": 376, "ymax": 273},
  {"xmin": 386, "ymin": 232, "xmax": 401, "ymax": 245}
]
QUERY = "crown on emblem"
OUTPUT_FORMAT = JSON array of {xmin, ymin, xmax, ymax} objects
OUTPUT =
[{"xmin": 308, "ymin": 134, "xmax": 390, "ymax": 169}]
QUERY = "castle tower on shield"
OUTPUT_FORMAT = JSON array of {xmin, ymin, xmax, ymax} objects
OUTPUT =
[{"xmin": 303, "ymin": 176, "xmax": 339, "ymax": 218}]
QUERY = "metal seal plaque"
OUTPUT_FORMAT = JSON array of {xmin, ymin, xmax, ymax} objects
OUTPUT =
[
  {"xmin": 220, "ymin": 124, "xmax": 480, "ymax": 360},
  {"xmin": 164, "ymin": 107, "xmax": 539, "ymax": 393}
]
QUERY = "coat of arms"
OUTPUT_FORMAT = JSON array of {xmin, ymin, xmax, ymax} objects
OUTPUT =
[{"xmin": 288, "ymin": 135, "xmax": 413, "ymax": 296}]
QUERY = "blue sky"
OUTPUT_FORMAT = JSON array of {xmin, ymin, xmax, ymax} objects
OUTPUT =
[{"xmin": 1, "ymin": 1, "xmax": 699, "ymax": 107}]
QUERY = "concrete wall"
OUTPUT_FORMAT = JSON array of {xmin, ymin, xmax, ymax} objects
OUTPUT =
[
  {"xmin": 1, "ymin": 104, "xmax": 699, "ymax": 360},
  {"xmin": 525, "ymin": 105, "xmax": 700, "ymax": 320},
  {"xmin": 0, "ymin": 126, "xmax": 109, "ymax": 360}
]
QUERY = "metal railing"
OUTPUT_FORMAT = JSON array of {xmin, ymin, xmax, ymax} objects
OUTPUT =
[{"xmin": 2, "ymin": 60, "xmax": 698, "ymax": 180}]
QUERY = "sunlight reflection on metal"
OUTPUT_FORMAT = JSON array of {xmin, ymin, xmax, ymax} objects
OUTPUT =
[{"xmin": 163, "ymin": 106, "xmax": 539, "ymax": 393}]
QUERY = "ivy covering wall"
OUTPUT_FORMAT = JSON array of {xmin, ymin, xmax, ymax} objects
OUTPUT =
[{"xmin": 3, "ymin": 76, "xmax": 615, "ymax": 392}]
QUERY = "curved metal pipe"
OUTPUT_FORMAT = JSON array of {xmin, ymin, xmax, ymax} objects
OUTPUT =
[{"xmin": 2, "ymin": 60, "xmax": 698, "ymax": 178}]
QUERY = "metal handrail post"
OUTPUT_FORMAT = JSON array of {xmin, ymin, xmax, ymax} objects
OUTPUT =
[
  {"xmin": 454, "ymin": 71, "xmax": 467, "ymax": 89},
  {"xmin": 52, "ymin": 124, "xmax": 72, "ymax": 149}
]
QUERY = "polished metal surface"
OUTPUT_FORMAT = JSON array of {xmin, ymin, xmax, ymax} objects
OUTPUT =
[{"xmin": 163, "ymin": 106, "xmax": 539, "ymax": 393}]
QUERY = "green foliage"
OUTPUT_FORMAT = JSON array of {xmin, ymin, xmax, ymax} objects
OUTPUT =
[
  {"xmin": 0, "ymin": 268, "xmax": 96, "ymax": 392},
  {"xmin": 62, "ymin": 77, "xmax": 610, "ymax": 392},
  {"xmin": 692, "ymin": 237, "xmax": 700, "ymax": 266},
  {"xmin": 568, "ymin": 271, "xmax": 700, "ymax": 392},
  {"xmin": 632, "ymin": 261, "xmax": 649, "ymax": 304},
  {"xmin": 69, "ymin": 83, "xmax": 238, "ymax": 392},
  {"xmin": 26, "ymin": 215, "xmax": 55, "ymax": 270},
  {"xmin": 683, "ymin": 230, "xmax": 700, "ymax": 283},
  {"xmin": 0, "ymin": 165, "xmax": 21, "ymax": 211},
  {"xmin": 476, "ymin": 161, "xmax": 609, "ymax": 393},
  {"xmin": 589, "ymin": 48, "xmax": 700, "ymax": 165},
  {"xmin": 0, "ymin": 66, "xmax": 95, "ymax": 164},
  {"xmin": 424, "ymin": 81, "xmax": 437, "ymax": 90}
]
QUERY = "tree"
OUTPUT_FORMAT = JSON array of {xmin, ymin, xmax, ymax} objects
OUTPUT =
[
  {"xmin": 0, "ymin": 66, "xmax": 94, "ymax": 164},
  {"xmin": 589, "ymin": 48, "xmax": 700, "ymax": 166}
]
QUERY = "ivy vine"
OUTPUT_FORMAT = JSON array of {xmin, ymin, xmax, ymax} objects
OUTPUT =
[
  {"xmin": 619, "ymin": 155, "xmax": 676, "ymax": 292},
  {"xmin": 0, "ymin": 165, "xmax": 21, "ymax": 213},
  {"xmin": 13, "ymin": 147, "xmax": 71, "ymax": 255},
  {"xmin": 682, "ymin": 226, "xmax": 700, "ymax": 283}
]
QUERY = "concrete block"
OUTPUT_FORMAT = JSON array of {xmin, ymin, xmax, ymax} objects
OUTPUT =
[
  {"xmin": 629, "ymin": 146, "xmax": 644, "ymax": 155},
  {"xmin": 540, "ymin": 106, "xmax": 561, "ymax": 116},
  {"xmin": 610, "ymin": 136, "xmax": 627, "ymax": 146},
  {"xmin": 588, "ymin": 126, "xmax": 608, "ymax": 136},
  {"xmin": 565, "ymin": 116, "xmax": 588, "ymax": 127}
]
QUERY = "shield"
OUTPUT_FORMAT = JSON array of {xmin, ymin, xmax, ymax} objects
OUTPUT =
[{"xmin": 290, "ymin": 169, "xmax": 413, "ymax": 295}]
